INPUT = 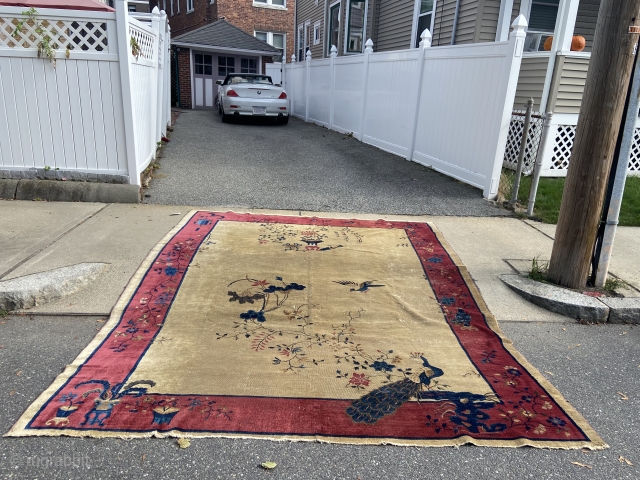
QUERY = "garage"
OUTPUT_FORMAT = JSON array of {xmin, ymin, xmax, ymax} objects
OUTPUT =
[{"xmin": 172, "ymin": 19, "xmax": 280, "ymax": 110}]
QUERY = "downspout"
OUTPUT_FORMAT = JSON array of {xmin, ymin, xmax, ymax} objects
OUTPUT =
[
  {"xmin": 174, "ymin": 47, "xmax": 180, "ymax": 108},
  {"xmin": 450, "ymin": 0, "xmax": 462, "ymax": 45}
]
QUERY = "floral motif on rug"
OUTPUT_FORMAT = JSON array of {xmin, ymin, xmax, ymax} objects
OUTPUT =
[{"xmin": 7, "ymin": 212, "xmax": 606, "ymax": 449}]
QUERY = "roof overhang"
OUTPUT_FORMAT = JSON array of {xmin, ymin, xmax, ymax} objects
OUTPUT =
[{"xmin": 171, "ymin": 41, "xmax": 277, "ymax": 56}]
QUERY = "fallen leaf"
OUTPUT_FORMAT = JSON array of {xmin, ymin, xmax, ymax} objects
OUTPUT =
[
  {"xmin": 619, "ymin": 456, "xmax": 633, "ymax": 466},
  {"xmin": 261, "ymin": 461, "xmax": 277, "ymax": 470},
  {"xmin": 617, "ymin": 392, "xmax": 629, "ymax": 401},
  {"xmin": 141, "ymin": 454, "xmax": 147, "ymax": 462},
  {"xmin": 571, "ymin": 462, "xmax": 592, "ymax": 469},
  {"xmin": 562, "ymin": 328, "xmax": 566, "ymax": 331},
  {"xmin": 581, "ymin": 449, "xmax": 590, "ymax": 453},
  {"xmin": 16, "ymin": 370, "xmax": 22, "ymax": 376},
  {"xmin": 9, "ymin": 390, "xmax": 16, "ymax": 396},
  {"xmin": 177, "ymin": 438, "xmax": 190, "ymax": 449},
  {"xmin": 544, "ymin": 371, "xmax": 555, "ymax": 376},
  {"xmin": 622, "ymin": 332, "xmax": 627, "ymax": 335}
]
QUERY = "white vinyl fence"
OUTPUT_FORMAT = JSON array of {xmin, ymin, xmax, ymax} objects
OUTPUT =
[
  {"xmin": 0, "ymin": 0, "xmax": 171, "ymax": 185},
  {"xmin": 269, "ymin": 16, "xmax": 529, "ymax": 199}
]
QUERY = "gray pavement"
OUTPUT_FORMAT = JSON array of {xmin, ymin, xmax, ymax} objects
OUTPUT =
[
  {"xmin": 144, "ymin": 110, "xmax": 508, "ymax": 217},
  {"xmin": 1, "ymin": 315, "xmax": 638, "ymax": 479}
]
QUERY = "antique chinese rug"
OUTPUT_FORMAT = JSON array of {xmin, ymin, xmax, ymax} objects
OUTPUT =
[{"xmin": 8, "ymin": 211, "xmax": 606, "ymax": 449}]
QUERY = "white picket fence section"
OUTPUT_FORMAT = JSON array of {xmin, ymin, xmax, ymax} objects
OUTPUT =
[
  {"xmin": 0, "ymin": 0, "xmax": 171, "ymax": 185},
  {"xmin": 271, "ymin": 16, "xmax": 529, "ymax": 199}
]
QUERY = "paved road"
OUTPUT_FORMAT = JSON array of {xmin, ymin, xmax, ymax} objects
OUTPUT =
[
  {"xmin": 2, "ymin": 315, "xmax": 638, "ymax": 479},
  {"xmin": 144, "ymin": 110, "xmax": 508, "ymax": 217}
]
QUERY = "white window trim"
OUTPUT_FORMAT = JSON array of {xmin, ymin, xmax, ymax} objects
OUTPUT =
[
  {"xmin": 170, "ymin": 0, "xmax": 174, "ymax": 16},
  {"xmin": 326, "ymin": 0, "xmax": 341, "ymax": 56},
  {"xmin": 343, "ymin": 0, "xmax": 367, "ymax": 55},
  {"xmin": 162, "ymin": 0, "xmax": 166, "ymax": 11},
  {"xmin": 313, "ymin": 21, "xmax": 322, "ymax": 45},
  {"xmin": 411, "ymin": 0, "xmax": 436, "ymax": 48},
  {"xmin": 186, "ymin": 0, "xmax": 194, "ymax": 14},
  {"xmin": 252, "ymin": 0, "xmax": 287, "ymax": 9},
  {"xmin": 255, "ymin": 31, "xmax": 286, "ymax": 60},
  {"xmin": 177, "ymin": 0, "xmax": 180, "ymax": 14}
]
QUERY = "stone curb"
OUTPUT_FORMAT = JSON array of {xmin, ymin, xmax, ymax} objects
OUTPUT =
[
  {"xmin": 0, "ymin": 263, "xmax": 108, "ymax": 311},
  {"xmin": 500, "ymin": 274, "xmax": 640, "ymax": 323},
  {"xmin": 0, "ymin": 179, "xmax": 140, "ymax": 203}
]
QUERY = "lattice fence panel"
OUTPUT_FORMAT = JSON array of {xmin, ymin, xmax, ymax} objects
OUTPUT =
[
  {"xmin": 0, "ymin": 16, "xmax": 108, "ymax": 51},
  {"xmin": 503, "ymin": 110, "xmax": 545, "ymax": 175},
  {"xmin": 550, "ymin": 125, "xmax": 576, "ymax": 170},
  {"xmin": 630, "ymin": 128, "xmax": 640, "ymax": 172},
  {"xmin": 129, "ymin": 24, "xmax": 154, "ymax": 60},
  {"xmin": 551, "ymin": 124, "xmax": 640, "ymax": 172}
]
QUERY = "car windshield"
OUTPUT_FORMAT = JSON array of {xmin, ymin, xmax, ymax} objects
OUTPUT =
[{"xmin": 224, "ymin": 75, "xmax": 273, "ymax": 86}]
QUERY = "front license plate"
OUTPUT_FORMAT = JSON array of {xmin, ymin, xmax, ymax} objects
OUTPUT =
[{"xmin": 252, "ymin": 107, "xmax": 267, "ymax": 115}]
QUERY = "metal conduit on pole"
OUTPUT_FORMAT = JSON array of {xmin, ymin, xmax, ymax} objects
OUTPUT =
[
  {"xmin": 527, "ymin": 112, "xmax": 553, "ymax": 216},
  {"xmin": 511, "ymin": 98, "xmax": 534, "ymax": 203},
  {"xmin": 451, "ymin": 0, "xmax": 462, "ymax": 45},
  {"xmin": 593, "ymin": 49, "xmax": 640, "ymax": 287}
]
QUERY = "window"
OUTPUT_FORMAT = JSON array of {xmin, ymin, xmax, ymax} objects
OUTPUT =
[
  {"xmin": 313, "ymin": 21, "xmax": 321, "ymax": 45},
  {"xmin": 328, "ymin": 3, "xmax": 340, "ymax": 54},
  {"xmin": 170, "ymin": 0, "xmax": 174, "ymax": 16},
  {"xmin": 256, "ymin": 31, "xmax": 285, "ymax": 61},
  {"xmin": 187, "ymin": 0, "xmax": 194, "ymax": 12},
  {"xmin": 195, "ymin": 54, "xmax": 213, "ymax": 75},
  {"xmin": 177, "ymin": 0, "xmax": 180, "ymax": 13},
  {"xmin": 524, "ymin": 0, "xmax": 559, "ymax": 51},
  {"xmin": 241, "ymin": 58, "xmax": 258, "ymax": 73},
  {"xmin": 218, "ymin": 56, "xmax": 235, "ymax": 77},
  {"xmin": 253, "ymin": 0, "xmax": 286, "ymax": 6},
  {"xmin": 346, "ymin": 0, "xmax": 365, "ymax": 53},
  {"xmin": 162, "ymin": 0, "xmax": 166, "ymax": 11},
  {"xmin": 128, "ymin": 4, "xmax": 136, "ymax": 12},
  {"xmin": 414, "ymin": 0, "xmax": 434, "ymax": 48}
]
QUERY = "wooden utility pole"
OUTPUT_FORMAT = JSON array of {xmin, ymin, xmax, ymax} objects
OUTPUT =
[{"xmin": 547, "ymin": 0, "xmax": 640, "ymax": 288}]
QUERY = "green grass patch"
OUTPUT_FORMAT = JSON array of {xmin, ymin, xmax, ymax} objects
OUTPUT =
[{"xmin": 499, "ymin": 170, "xmax": 640, "ymax": 226}]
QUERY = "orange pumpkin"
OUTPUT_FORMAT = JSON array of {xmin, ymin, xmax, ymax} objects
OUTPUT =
[
  {"xmin": 543, "ymin": 36, "xmax": 553, "ymax": 51},
  {"xmin": 571, "ymin": 35, "xmax": 586, "ymax": 52}
]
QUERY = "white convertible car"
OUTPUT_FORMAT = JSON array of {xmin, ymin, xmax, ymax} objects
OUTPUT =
[{"xmin": 216, "ymin": 73, "xmax": 289, "ymax": 124}]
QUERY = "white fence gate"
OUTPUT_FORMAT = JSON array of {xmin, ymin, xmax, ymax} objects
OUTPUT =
[
  {"xmin": 277, "ymin": 17, "xmax": 529, "ymax": 199},
  {"xmin": 0, "ymin": 0, "xmax": 171, "ymax": 185}
]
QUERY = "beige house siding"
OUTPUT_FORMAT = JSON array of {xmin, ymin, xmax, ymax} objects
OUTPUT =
[
  {"xmin": 513, "ymin": 55, "xmax": 549, "ymax": 110},
  {"xmin": 454, "ymin": 0, "xmax": 480, "ymax": 44},
  {"xmin": 574, "ymin": 0, "xmax": 600, "ymax": 52},
  {"xmin": 297, "ymin": 0, "xmax": 325, "ymax": 59},
  {"xmin": 548, "ymin": 55, "xmax": 589, "ymax": 114},
  {"xmin": 375, "ymin": 0, "xmax": 414, "ymax": 51}
]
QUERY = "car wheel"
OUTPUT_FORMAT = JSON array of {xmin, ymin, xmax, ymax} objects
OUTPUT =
[
  {"xmin": 221, "ymin": 108, "xmax": 230, "ymax": 123},
  {"xmin": 279, "ymin": 115, "xmax": 289, "ymax": 125}
]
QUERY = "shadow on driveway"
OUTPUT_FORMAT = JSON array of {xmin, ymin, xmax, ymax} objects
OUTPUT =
[{"xmin": 145, "ymin": 109, "xmax": 509, "ymax": 216}]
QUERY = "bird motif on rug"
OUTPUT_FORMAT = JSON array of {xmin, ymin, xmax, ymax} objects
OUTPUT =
[
  {"xmin": 333, "ymin": 280, "xmax": 385, "ymax": 292},
  {"xmin": 346, "ymin": 357, "xmax": 444, "ymax": 424}
]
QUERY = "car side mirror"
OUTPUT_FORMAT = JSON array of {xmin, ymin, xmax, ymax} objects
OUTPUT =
[{"xmin": 215, "ymin": 80, "xmax": 222, "ymax": 85}]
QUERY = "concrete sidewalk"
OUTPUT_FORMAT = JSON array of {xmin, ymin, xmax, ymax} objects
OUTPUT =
[{"xmin": 1, "ymin": 200, "xmax": 638, "ymax": 319}]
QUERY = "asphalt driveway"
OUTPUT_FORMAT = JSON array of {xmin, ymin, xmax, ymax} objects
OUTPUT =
[{"xmin": 144, "ymin": 110, "xmax": 508, "ymax": 216}]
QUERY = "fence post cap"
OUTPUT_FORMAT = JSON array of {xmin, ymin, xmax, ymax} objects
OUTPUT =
[
  {"xmin": 152, "ymin": 5, "xmax": 161, "ymax": 14},
  {"xmin": 306, "ymin": 49, "xmax": 312, "ymax": 61},
  {"xmin": 291, "ymin": 53, "xmax": 296, "ymax": 62},
  {"xmin": 419, "ymin": 29, "xmax": 432, "ymax": 48},
  {"xmin": 364, "ymin": 38, "xmax": 374, "ymax": 53},
  {"xmin": 330, "ymin": 45, "xmax": 338, "ymax": 57},
  {"xmin": 510, "ymin": 14, "xmax": 528, "ymax": 37}
]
